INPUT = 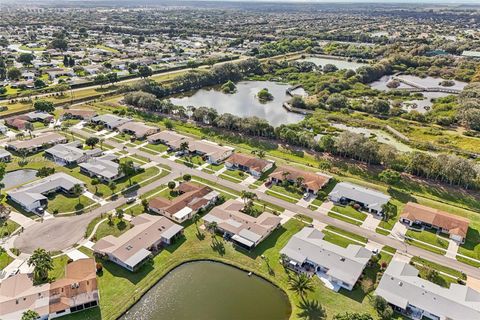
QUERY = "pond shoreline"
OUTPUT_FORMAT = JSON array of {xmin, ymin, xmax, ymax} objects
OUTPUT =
[{"xmin": 117, "ymin": 258, "xmax": 292, "ymax": 320}]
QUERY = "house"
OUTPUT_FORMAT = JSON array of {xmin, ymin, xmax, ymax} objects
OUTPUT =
[
  {"xmin": 0, "ymin": 149, "xmax": 12, "ymax": 162},
  {"xmin": 225, "ymin": 153, "xmax": 274, "ymax": 178},
  {"xmin": 0, "ymin": 258, "xmax": 99, "ymax": 320},
  {"xmin": 328, "ymin": 182, "xmax": 391, "ymax": 215},
  {"xmin": 5, "ymin": 117, "xmax": 29, "ymax": 130},
  {"xmin": 147, "ymin": 130, "xmax": 193, "ymax": 149},
  {"xmin": 45, "ymin": 141, "xmax": 103, "ymax": 166},
  {"xmin": 7, "ymin": 172, "xmax": 85, "ymax": 213},
  {"xmin": 0, "ymin": 123, "xmax": 8, "ymax": 134},
  {"xmin": 375, "ymin": 260, "xmax": 480, "ymax": 320},
  {"xmin": 268, "ymin": 166, "xmax": 332, "ymax": 195},
  {"xmin": 189, "ymin": 140, "xmax": 234, "ymax": 164},
  {"xmin": 24, "ymin": 111, "xmax": 54, "ymax": 123},
  {"xmin": 91, "ymin": 114, "xmax": 131, "ymax": 130},
  {"xmin": 148, "ymin": 182, "xmax": 219, "ymax": 223},
  {"xmin": 79, "ymin": 155, "xmax": 123, "ymax": 182},
  {"xmin": 60, "ymin": 109, "xmax": 97, "ymax": 120},
  {"xmin": 93, "ymin": 214, "xmax": 184, "ymax": 271},
  {"xmin": 400, "ymin": 202, "xmax": 469, "ymax": 243},
  {"xmin": 202, "ymin": 199, "xmax": 281, "ymax": 249},
  {"xmin": 117, "ymin": 121, "xmax": 159, "ymax": 139},
  {"xmin": 5, "ymin": 112, "xmax": 53, "ymax": 130},
  {"xmin": 280, "ymin": 227, "xmax": 372, "ymax": 291},
  {"xmin": 7, "ymin": 133, "xmax": 68, "ymax": 154}
]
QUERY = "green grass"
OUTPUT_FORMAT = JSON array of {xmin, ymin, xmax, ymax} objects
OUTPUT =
[
  {"xmin": 330, "ymin": 205, "xmax": 367, "ymax": 222},
  {"xmin": 456, "ymin": 255, "xmax": 480, "ymax": 268},
  {"xmin": 221, "ymin": 169, "xmax": 248, "ymax": 181},
  {"xmin": 49, "ymin": 255, "xmax": 70, "ymax": 281},
  {"xmin": 144, "ymin": 143, "xmax": 168, "ymax": 153},
  {"xmin": 324, "ymin": 225, "xmax": 368, "ymax": 244},
  {"xmin": 327, "ymin": 212, "xmax": 363, "ymax": 226},
  {"xmin": 458, "ymin": 227, "xmax": 480, "ymax": 261},
  {"xmin": 0, "ymin": 251, "xmax": 13, "ymax": 270},
  {"xmin": 405, "ymin": 229, "xmax": 449, "ymax": 249},
  {"xmin": 411, "ymin": 257, "xmax": 465, "ymax": 288},
  {"xmin": 269, "ymin": 184, "xmax": 303, "ymax": 200},
  {"xmin": 94, "ymin": 218, "xmax": 132, "ymax": 241},
  {"xmin": 47, "ymin": 194, "xmax": 95, "ymax": 214},
  {"xmin": 382, "ymin": 245, "xmax": 397, "ymax": 255},
  {"xmin": 411, "ymin": 256, "xmax": 466, "ymax": 280},
  {"xmin": 295, "ymin": 214, "xmax": 313, "ymax": 223},
  {"xmin": 0, "ymin": 219, "xmax": 20, "ymax": 237}
]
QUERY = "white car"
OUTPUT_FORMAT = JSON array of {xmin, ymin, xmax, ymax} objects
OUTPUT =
[
  {"xmin": 126, "ymin": 197, "xmax": 136, "ymax": 204},
  {"xmin": 303, "ymin": 192, "xmax": 310, "ymax": 200}
]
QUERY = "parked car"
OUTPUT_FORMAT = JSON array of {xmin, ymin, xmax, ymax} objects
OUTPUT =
[{"xmin": 126, "ymin": 197, "xmax": 136, "ymax": 204}]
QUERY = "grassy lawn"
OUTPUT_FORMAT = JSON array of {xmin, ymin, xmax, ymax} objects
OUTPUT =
[
  {"xmin": 0, "ymin": 251, "xmax": 13, "ymax": 270},
  {"xmin": 221, "ymin": 169, "xmax": 248, "ymax": 181},
  {"xmin": 330, "ymin": 205, "xmax": 367, "ymax": 222},
  {"xmin": 270, "ymin": 184, "xmax": 303, "ymax": 200},
  {"xmin": 47, "ymin": 194, "xmax": 95, "ymax": 214},
  {"xmin": 411, "ymin": 257, "xmax": 465, "ymax": 288},
  {"xmin": 58, "ymin": 218, "xmax": 385, "ymax": 320},
  {"xmin": 324, "ymin": 225, "xmax": 368, "ymax": 244},
  {"xmin": 405, "ymin": 229, "xmax": 448, "ymax": 255},
  {"xmin": 0, "ymin": 219, "xmax": 20, "ymax": 237},
  {"xmin": 144, "ymin": 143, "xmax": 168, "ymax": 153},
  {"xmin": 295, "ymin": 214, "xmax": 313, "ymax": 223},
  {"xmin": 49, "ymin": 255, "xmax": 70, "ymax": 281},
  {"xmin": 93, "ymin": 218, "xmax": 132, "ymax": 241},
  {"xmin": 265, "ymin": 189, "xmax": 299, "ymax": 203},
  {"xmin": 457, "ymin": 227, "xmax": 480, "ymax": 262},
  {"xmin": 377, "ymin": 200, "xmax": 402, "ymax": 231}
]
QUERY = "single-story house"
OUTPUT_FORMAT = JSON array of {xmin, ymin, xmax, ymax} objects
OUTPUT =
[
  {"xmin": 189, "ymin": 140, "xmax": 234, "ymax": 164},
  {"xmin": 148, "ymin": 182, "xmax": 219, "ymax": 223},
  {"xmin": 328, "ymin": 182, "xmax": 391, "ymax": 215},
  {"xmin": 79, "ymin": 155, "xmax": 123, "ymax": 182},
  {"xmin": 0, "ymin": 149, "xmax": 12, "ymax": 162},
  {"xmin": 7, "ymin": 172, "xmax": 85, "ymax": 213},
  {"xmin": 225, "ymin": 153, "xmax": 274, "ymax": 178},
  {"xmin": 147, "ymin": 130, "xmax": 194, "ymax": 149},
  {"xmin": 0, "ymin": 123, "xmax": 8, "ymax": 134},
  {"xmin": 45, "ymin": 141, "xmax": 103, "ymax": 166},
  {"xmin": 400, "ymin": 202, "xmax": 470, "ymax": 243},
  {"xmin": 7, "ymin": 133, "xmax": 68, "ymax": 154},
  {"xmin": 61, "ymin": 109, "xmax": 97, "ymax": 120},
  {"xmin": 91, "ymin": 114, "xmax": 131, "ymax": 130},
  {"xmin": 3, "ymin": 112, "xmax": 51, "ymax": 130},
  {"xmin": 93, "ymin": 214, "xmax": 184, "ymax": 271},
  {"xmin": 280, "ymin": 227, "xmax": 372, "ymax": 291},
  {"xmin": 375, "ymin": 260, "xmax": 480, "ymax": 320},
  {"xmin": 203, "ymin": 199, "xmax": 281, "ymax": 249},
  {"xmin": 0, "ymin": 258, "xmax": 99, "ymax": 320},
  {"xmin": 24, "ymin": 111, "xmax": 54, "ymax": 123},
  {"xmin": 117, "ymin": 121, "xmax": 159, "ymax": 139},
  {"xmin": 269, "ymin": 166, "xmax": 332, "ymax": 195}
]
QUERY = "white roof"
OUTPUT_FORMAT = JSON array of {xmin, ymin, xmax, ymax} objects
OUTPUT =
[
  {"xmin": 329, "ymin": 182, "xmax": 390, "ymax": 212},
  {"xmin": 173, "ymin": 207, "xmax": 193, "ymax": 220},
  {"xmin": 376, "ymin": 260, "xmax": 480, "ymax": 319}
]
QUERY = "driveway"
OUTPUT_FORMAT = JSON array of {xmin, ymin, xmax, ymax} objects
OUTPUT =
[{"xmin": 14, "ymin": 170, "xmax": 177, "ymax": 253}]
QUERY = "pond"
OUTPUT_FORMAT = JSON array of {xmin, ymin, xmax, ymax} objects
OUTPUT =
[
  {"xmin": 296, "ymin": 56, "xmax": 366, "ymax": 70},
  {"xmin": 169, "ymin": 81, "xmax": 305, "ymax": 127},
  {"xmin": 1, "ymin": 169, "xmax": 38, "ymax": 189},
  {"xmin": 120, "ymin": 261, "xmax": 291, "ymax": 320}
]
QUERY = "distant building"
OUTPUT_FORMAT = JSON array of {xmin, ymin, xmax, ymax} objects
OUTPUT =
[
  {"xmin": 225, "ymin": 153, "xmax": 274, "ymax": 178},
  {"xmin": 269, "ymin": 166, "xmax": 332, "ymax": 195},
  {"xmin": 45, "ymin": 141, "xmax": 103, "ymax": 166},
  {"xmin": 203, "ymin": 199, "xmax": 281, "ymax": 249},
  {"xmin": 280, "ymin": 227, "xmax": 372, "ymax": 291},
  {"xmin": 328, "ymin": 182, "xmax": 391, "ymax": 215},
  {"xmin": 0, "ymin": 258, "xmax": 99, "ymax": 320},
  {"xmin": 91, "ymin": 114, "xmax": 131, "ymax": 130},
  {"xmin": 400, "ymin": 202, "xmax": 469, "ymax": 243},
  {"xmin": 117, "ymin": 121, "xmax": 159, "ymax": 139},
  {"xmin": 0, "ymin": 149, "xmax": 12, "ymax": 162},
  {"xmin": 93, "ymin": 214, "xmax": 184, "ymax": 271},
  {"xmin": 60, "ymin": 109, "xmax": 97, "ymax": 120},
  {"xmin": 375, "ymin": 260, "xmax": 480, "ymax": 320},
  {"xmin": 7, "ymin": 133, "xmax": 68, "ymax": 154},
  {"xmin": 79, "ymin": 155, "xmax": 124, "ymax": 182}
]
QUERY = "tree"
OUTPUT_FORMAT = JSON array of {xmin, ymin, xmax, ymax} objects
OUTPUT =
[
  {"xmin": 326, "ymin": 93, "xmax": 348, "ymax": 110},
  {"xmin": 378, "ymin": 169, "xmax": 401, "ymax": 184},
  {"xmin": 34, "ymin": 79, "xmax": 46, "ymax": 88},
  {"xmin": 7, "ymin": 67, "xmax": 21, "ymax": 80},
  {"xmin": 164, "ymin": 119, "xmax": 174, "ymax": 130},
  {"xmin": 115, "ymin": 208, "xmax": 124, "ymax": 221},
  {"xmin": 122, "ymin": 38, "xmax": 131, "ymax": 46},
  {"xmin": 257, "ymin": 88, "xmax": 274, "ymax": 102},
  {"xmin": 33, "ymin": 100, "xmax": 55, "ymax": 113},
  {"xmin": 372, "ymin": 295, "xmax": 394, "ymax": 320},
  {"xmin": 322, "ymin": 63, "xmax": 338, "ymax": 73},
  {"xmin": 21, "ymin": 310, "xmax": 40, "ymax": 320},
  {"xmin": 183, "ymin": 174, "xmax": 191, "ymax": 181},
  {"xmin": 17, "ymin": 53, "xmax": 34, "ymax": 66},
  {"xmin": 72, "ymin": 184, "xmax": 84, "ymax": 205},
  {"xmin": 106, "ymin": 72, "xmax": 118, "ymax": 85},
  {"xmin": 85, "ymin": 136, "xmax": 100, "ymax": 149},
  {"xmin": 141, "ymin": 198, "xmax": 149, "ymax": 212},
  {"xmin": 50, "ymin": 38, "xmax": 68, "ymax": 50},
  {"xmin": 91, "ymin": 177, "xmax": 100, "ymax": 194},
  {"xmin": 168, "ymin": 181, "xmax": 176, "ymax": 190},
  {"xmin": 192, "ymin": 212, "xmax": 200, "ymax": 231},
  {"xmin": 288, "ymin": 273, "xmax": 314, "ymax": 301},
  {"xmin": 93, "ymin": 74, "xmax": 108, "ymax": 88},
  {"xmin": 27, "ymin": 248, "xmax": 53, "ymax": 282},
  {"xmin": 138, "ymin": 65, "xmax": 152, "ymax": 78},
  {"xmin": 108, "ymin": 181, "xmax": 116, "ymax": 194},
  {"xmin": 120, "ymin": 160, "xmax": 136, "ymax": 185},
  {"xmin": 208, "ymin": 221, "xmax": 217, "ymax": 234},
  {"xmin": 179, "ymin": 141, "xmax": 190, "ymax": 154}
]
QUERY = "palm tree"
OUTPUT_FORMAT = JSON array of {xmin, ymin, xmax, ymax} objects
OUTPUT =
[
  {"xmin": 296, "ymin": 176, "xmax": 305, "ymax": 189},
  {"xmin": 179, "ymin": 141, "xmax": 189, "ymax": 155},
  {"xmin": 289, "ymin": 273, "xmax": 314, "ymax": 301},
  {"xmin": 115, "ymin": 208, "xmax": 124, "ymax": 221},
  {"xmin": 120, "ymin": 160, "xmax": 136, "ymax": 185},
  {"xmin": 108, "ymin": 181, "xmax": 116, "ymax": 194},
  {"xmin": 91, "ymin": 178, "xmax": 100, "ymax": 194},
  {"xmin": 208, "ymin": 221, "xmax": 217, "ymax": 234},
  {"xmin": 71, "ymin": 184, "xmax": 83, "ymax": 205},
  {"xmin": 27, "ymin": 248, "xmax": 53, "ymax": 282}
]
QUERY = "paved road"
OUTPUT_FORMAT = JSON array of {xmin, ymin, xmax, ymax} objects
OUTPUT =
[
  {"xmin": 13, "ymin": 170, "xmax": 177, "ymax": 253},
  {"xmin": 15, "ymin": 129, "xmax": 480, "ymax": 279}
]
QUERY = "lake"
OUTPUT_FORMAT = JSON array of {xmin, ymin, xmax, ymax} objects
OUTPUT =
[
  {"xmin": 169, "ymin": 81, "xmax": 305, "ymax": 127},
  {"xmin": 120, "ymin": 261, "xmax": 291, "ymax": 320},
  {"xmin": 297, "ymin": 56, "xmax": 366, "ymax": 70},
  {"xmin": 1, "ymin": 169, "xmax": 38, "ymax": 189}
]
